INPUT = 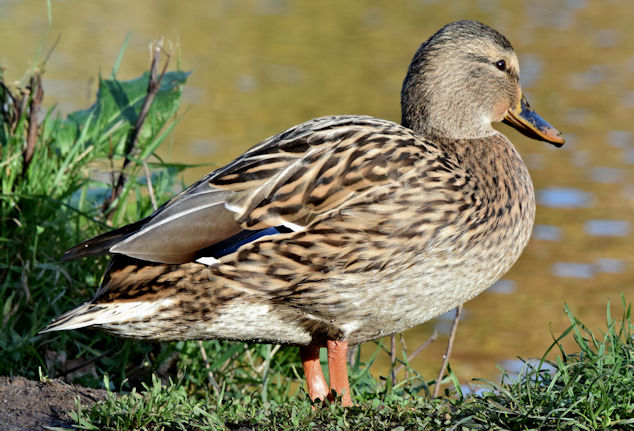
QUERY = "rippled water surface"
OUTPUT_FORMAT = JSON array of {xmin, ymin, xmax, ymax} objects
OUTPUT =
[{"xmin": 1, "ymin": 0, "xmax": 632, "ymax": 385}]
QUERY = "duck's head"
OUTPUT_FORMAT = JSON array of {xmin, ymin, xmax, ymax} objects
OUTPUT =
[{"xmin": 401, "ymin": 20, "xmax": 564, "ymax": 146}]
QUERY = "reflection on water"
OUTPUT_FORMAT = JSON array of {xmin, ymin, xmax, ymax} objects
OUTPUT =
[
  {"xmin": 622, "ymin": 91, "xmax": 634, "ymax": 108},
  {"xmin": 434, "ymin": 308, "xmax": 467, "ymax": 335},
  {"xmin": 487, "ymin": 279, "xmax": 516, "ymax": 295},
  {"xmin": 524, "ymin": 152, "xmax": 545, "ymax": 170},
  {"xmin": 608, "ymin": 130, "xmax": 630, "ymax": 148},
  {"xmin": 189, "ymin": 139, "xmax": 221, "ymax": 157},
  {"xmin": 462, "ymin": 357, "xmax": 559, "ymax": 396},
  {"xmin": 570, "ymin": 65, "xmax": 609, "ymax": 89},
  {"xmin": 552, "ymin": 257, "xmax": 627, "ymax": 278},
  {"xmin": 585, "ymin": 219, "xmax": 631, "ymax": 237},
  {"xmin": 596, "ymin": 28, "xmax": 621, "ymax": 48},
  {"xmin": 571, "ymin": 148, "xmax": 589, "ymax": 167},
  {"xmin": 564, "ymin": 108, "xmax": 591, "ymax": 126},
  {"xmin": 0, "ymin": 0, "xmax": 632, "ymax": 388},
  {"xmin": 518, "ymin": 53, "xmax": 542, "ymax": 88},
  {"xmin": 595, "ymin": 258, "xmax": 626, "ymax": 274},
  {"xmin": 537, "ymin": 187, "xmax": 593, "ymax": 208},
  {"xmin": 181, "ymin": 85, "xmax": 207, "ymax": 105},
  {"xmin": 552, "ymin": 262, "xmax": 595, "ymax": 279},
  {"xmin": 499, "ymin": 359, "xmax": 557, "ymax": 384},
  {"xmin": 533, "ymin": 224, "xmax": 562, "ymax": 241},
  {"xmin": 589, "ymin": 167, "xmax": 625, "ymax": 183}
]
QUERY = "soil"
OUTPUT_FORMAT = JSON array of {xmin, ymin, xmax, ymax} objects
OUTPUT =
[{"xmin": 0, "ymin": 376, "xmax": 109, "ymax": 431}]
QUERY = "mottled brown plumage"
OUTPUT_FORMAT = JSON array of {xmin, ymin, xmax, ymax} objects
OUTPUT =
[{"xmin": 42, "ymin": 20, "xmax": 564, "ymax": 405}]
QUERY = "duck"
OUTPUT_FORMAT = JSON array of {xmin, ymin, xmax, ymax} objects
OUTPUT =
[{"xmin": 42, "ymin": 20, "xmax": 564, "ymax": 406}]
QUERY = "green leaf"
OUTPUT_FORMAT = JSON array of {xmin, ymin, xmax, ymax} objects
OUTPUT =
[{"xmin": 57, "ymin": 70, "xmax": 191, "ymax": 154}]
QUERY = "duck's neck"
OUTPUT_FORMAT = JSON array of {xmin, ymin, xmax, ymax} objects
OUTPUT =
[
  {"xmin": 441, "ymin": 134, "xmax": 536, "ymax": 275},
  {"xmin": 401, "ymin": 93, "xmax": 498, "ymax": 141},
  {"xmin": 443, "ymin": 134, "xmax": 535, "ymax": 218},
  {"xmin": 444, "ymin": 134, "xmax": 531, "ymax": 186}
]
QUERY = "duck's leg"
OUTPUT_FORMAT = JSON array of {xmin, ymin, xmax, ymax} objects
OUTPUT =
[
  {"xmin": 326, "ymin": 339, "xmax": 352, "ymax": 406},
  {"xmin": 300, "ymin": 345, "xmax": 328, "ymax": 403}
]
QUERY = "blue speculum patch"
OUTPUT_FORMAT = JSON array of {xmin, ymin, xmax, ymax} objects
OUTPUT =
[{"xmin": 197, "ymin": 226, "xmax": 292, "ymax": 259}]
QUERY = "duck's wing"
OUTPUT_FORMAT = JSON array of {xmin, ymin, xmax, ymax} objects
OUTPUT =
[
  {"xmin": 61, "ymin": 175, "xmax": 240, "ymax": 263},
  {"xmin": 63, "ymin": 116, "xmax": 425, "ymax": 264}
]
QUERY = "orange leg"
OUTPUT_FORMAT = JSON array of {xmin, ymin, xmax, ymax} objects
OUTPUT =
[
  {"xmin": 326, "ymin": 340, "xmax": 352, "ymax": 406},
  {"xmin": 300, "ymin": 345, "xmax": 328, "ymax": 403}
]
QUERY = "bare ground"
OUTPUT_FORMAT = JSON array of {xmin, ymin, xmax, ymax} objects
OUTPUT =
[{"xmin": 0, "ymin": 376, "xmax": 108, "ymax": 431}]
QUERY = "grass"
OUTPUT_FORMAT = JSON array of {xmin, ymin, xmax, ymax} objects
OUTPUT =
[
  {"xmin": 0, "ymin": 43, "xmax": 195, "ymax": 390},
  {"xmin": 69, "ymin": 299, "xmax": 633, "ymax": 430},
  {"xmin": 2, "ymin": 44, "xmax": 632, "ymax": 430}
]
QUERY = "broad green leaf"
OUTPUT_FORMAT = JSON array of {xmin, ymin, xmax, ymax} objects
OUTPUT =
[{"xmin": 57, "ymin": 70, "xmax": 191, "ymax": 155}]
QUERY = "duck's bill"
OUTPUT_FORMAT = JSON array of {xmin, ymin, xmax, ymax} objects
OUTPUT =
[{"xmin": 503, "ymin": 94, "xmax": 565, "ymax": 147}]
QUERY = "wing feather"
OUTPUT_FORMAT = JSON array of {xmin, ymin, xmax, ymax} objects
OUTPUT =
[{"xmin": 63, "ymin": 116, "xmax": 428, "ymax": 264}]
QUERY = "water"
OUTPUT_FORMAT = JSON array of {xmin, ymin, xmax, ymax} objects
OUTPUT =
[
  {"xmin": 487, "ymin": 279, "xmax": 517, "ymax": 294},
  {"xmin": 533, "ymin": 224, "xmax": 563, "ymax": 241},
  {"xmin": 595, "ymin": 258, "xmax": 625, "ymax": 274},
  {"xmin": 585, "ymin": 220, "xmax": 631, "ymax": 237},
  {"xmin": 1, "ymin": 0, "xmax": 632, "ymax": 386},
  {"xmin": 498, "ymin": 359, "xmax": 558, "ymax": 384},
  {"xmin": 608, "ymin": 130, "xmax": 630, "ymax": 148},
  {"xmin": 537, "ymin": 187, "xmax": 593, "ymax": 208},
  {"xmin": 552, "ymin": 262, "xmax": 596, "ymax": 279},
  {"xmin": 589, "ymin": 167, "xmax": 625, "ymax": 184}
]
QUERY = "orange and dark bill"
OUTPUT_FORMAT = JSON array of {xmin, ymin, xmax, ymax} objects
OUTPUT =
[{"xmin": 503, "ymin": 94, "xmax": 565, "ymax": 147}]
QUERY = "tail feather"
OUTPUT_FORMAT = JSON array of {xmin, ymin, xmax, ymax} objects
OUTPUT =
[
  {"xmin": 39, "ymin": 298, "xmax": 175, "ymax": 334},
  {"xmin": 61, "ymin": 217, "xmax": 150, "ymax": 261},
  {"xmin": 39, "ymin": 303, "xmax": 100, "ymax": 333}
]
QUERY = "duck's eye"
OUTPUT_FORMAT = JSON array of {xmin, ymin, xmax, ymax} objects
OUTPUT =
[{"xmin": 495, "ymin": 59, "xmax": 506, "ymax": 71}]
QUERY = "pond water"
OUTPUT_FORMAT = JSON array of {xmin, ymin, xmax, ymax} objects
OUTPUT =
[{"xmin": 1, "ymin": 0, "xmax": 632, "ymax": 387}]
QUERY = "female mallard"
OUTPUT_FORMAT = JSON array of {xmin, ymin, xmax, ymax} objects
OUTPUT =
[{"xmin": 43, "ymin": 20, "xmax": 564, "ymax": 405}]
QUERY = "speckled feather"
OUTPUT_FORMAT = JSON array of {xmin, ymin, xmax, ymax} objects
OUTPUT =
[
  {"xmin": 43, "ymin": 20, "xmax": 560, "ymax": 350},
  {"xmin": 45, "ymin": 116, "xmax": 534, "ymax": 345}
]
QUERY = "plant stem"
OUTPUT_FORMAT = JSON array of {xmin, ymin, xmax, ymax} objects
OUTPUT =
[
  {"xmin": 433, "ymin": 305, "xmax": 462, "ymax": 398},
  {"xmin": 103, "ymin": 39, "xmax": 171, "ymax": 218},
  {"xmin": 22, "ymin": 71, "xmax": 43, "ymax": 176},
  {"xmin": 394, "ymin": 330, "xmax": 438, "ymax": 376}
]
